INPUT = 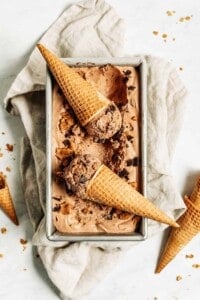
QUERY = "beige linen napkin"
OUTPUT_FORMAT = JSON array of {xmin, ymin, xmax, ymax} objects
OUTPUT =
[{"xmin": 4, "ymin": 0, "xmax": 187, "ymax": 299}]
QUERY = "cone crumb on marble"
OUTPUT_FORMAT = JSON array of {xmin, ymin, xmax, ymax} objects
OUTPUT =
[
  {"xmin": 86, "ymin": 164, "xmax": 179, "ymax": 228},
  {"xmin": 37, "ymin": 44, "xmax": 110, "ymax": 126},
  {"xmin": 0, "ymin": 173, "xmax": 19, "ymax": 225},
  {"xmin": 155, "ymin": 176, "xmax": 200, "ymax": 273}
]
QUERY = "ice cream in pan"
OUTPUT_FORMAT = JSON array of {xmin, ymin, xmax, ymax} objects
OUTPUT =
[
  {"xmin": 37, "ymin": 44, "xmax": 122, "ymax": 140},
  {"xmin": 51, "ymin": 64, "xmax": 141, "ymax": 234},
  {"xmin": 38, "ymin": 44, "xmax": 178, "ymax": 232},
  {"xmin": 64, "ymin": 154, "xmax": 178, "ymax": 228}
]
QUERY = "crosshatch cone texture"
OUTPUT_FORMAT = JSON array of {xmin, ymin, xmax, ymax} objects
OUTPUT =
[
  {"xmin": 0, "ymin": 174, "xmax": 19, "ymax": 225},
  {"xmin": 155, "ymin": 197, "xmax": 200, "ymax": 273},
  {"xmin": 37, "ymin": 44, "xmax": 109, "ymax": 126},
  {"xmin": 86, "ymin": 165, "xmax": 178, "ymax": 228},
  {"xmin": 190, "ymin": 176, "xmax": 200, "ymax": 205}
]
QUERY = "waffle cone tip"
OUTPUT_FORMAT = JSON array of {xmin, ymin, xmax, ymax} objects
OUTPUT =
[
  {"xmin": 154, "ymin": 251, "xmax": 175, "ymax": 274},
  {"xmin": 37, "ymin": 44, "xmax": 54, "ymax": 62},
  {"xmin": 170, "ymin": 221, "xmax": 179, "ymax": 228},
  {"xmin": 155, "ymin": 213, "xmax": 179, "ymax": 228},
  {"xmin": 154, "ymin": 265, "xmax": 163, "ymax": 274},
  {"xmin": 11, "ymin": 213, "xmax": 19, "ymax": 225},
  {"xmin": 154, "ymin": 243, "xmax": 176, "ymax": 273},
  {"xmin": 9, "ymin": 215, "xmax": 19, "ymax": 226},
  {"xmin": 155, "ymin": 195, "xmax": 200, "ymax": 274},
  {"xmin": 37, "ymin": 44, "xmax": 51, "ymax": 61},
  {"xmin": 152, "ymin": 216, "xmax": 179, "ymax": 228},
  {"xmin": 0, "ymin": 197, "xmax": 19, "ymax": 226},
  {"xmin": 0, "ymin": 174, "xmax": 19, "ymax": 226},
  {"xmin": 37, "ymin": 43, "xmax": 45, "ymax": 54}
]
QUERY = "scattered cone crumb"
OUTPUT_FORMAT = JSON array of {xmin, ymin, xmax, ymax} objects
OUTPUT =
[
  {"xmin": 179, "ymin": 16, "xmax": 192, "ymax": 23},
  {"xmin": 0, "ymin": 253, "xmax": 3, "ymax": 258},
  {"xmin": 162, "ymin": 34, "xmax": 168, "ymax": 39},
  {"xmin": 6, "ymin": 144, "xmax": 14, "ymax": 152},
  {"xmin": 166, "ymin": 11, "xmax": 176, "ymax": 16},
  {"xmin": 20, "ymin": 238, "xmax": 27, "ymax": 245},
  {"xmin": 6, "ymin": 167, "xmax": 11, "ymax": 172},
  {"xmin": 129, "ymin": 182, "xmax": 138, "ymax": 190},
  {"xmin": 185, "ymin": 254, "xmax": 194, "ymax": 259},
  {"xmin": 192, "ymin": 264, "xmax": 200, "ymax": 268},
  {"xmin": 0, "ymin": 227, "xmax": 7, "ymax": 234},
  {"xmin": 153, "ymin": 31, "xmax": 159, "ymax": 35},
  {"xmin": 176, "ymin": 275, "xmax": 182, "ymax": 281}
]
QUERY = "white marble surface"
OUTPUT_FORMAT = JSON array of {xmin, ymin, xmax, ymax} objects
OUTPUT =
[{"xmin": 0, "ymin": 0, "xmax": 200, "ymax": 299}]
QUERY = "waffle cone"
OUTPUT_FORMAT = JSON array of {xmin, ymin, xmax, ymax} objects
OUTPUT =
[
  {"xmin": 155, "ymin": 197, "xmax": 200, "ymax": 273},
  {"xmin": 0, "ymin": 174, "xmax": 18, "ymax": 225},
  {"xmin": 86, "ymin": 165, "xmax": 179, "ymax": 228},
  {"xmin": 190, "ymin": 176, "xmax": 200, "ymax": 205},
  {"xmin": 37, "ymin": 44, "xmax": 109, "ymax": 126}
]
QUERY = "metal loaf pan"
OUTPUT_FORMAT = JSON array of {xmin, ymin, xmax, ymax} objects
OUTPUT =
[{"xmin": 46, "ymin": 57, "xmax": 148, "ymax": 241}]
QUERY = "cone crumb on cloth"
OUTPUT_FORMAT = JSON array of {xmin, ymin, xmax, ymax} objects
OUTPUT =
[
  {"xmin": 64, "ymin": 154, "xmax": 179, "ymax": 228},
  {"xmin": 37, "ymin": 44, "xmax": 122, "ymax": 140},
  {"xmin": 0, "ymin": 173, "xmax": 19, "ymax": 225},
  {"xmin": 155, "ymin": 176, "xmax": 200, "ymax": 273}
]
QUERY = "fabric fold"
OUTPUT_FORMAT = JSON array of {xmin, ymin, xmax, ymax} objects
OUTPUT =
[{"xmin": 3, "ymin": 0, "xmax": 187, "ymax": 299}]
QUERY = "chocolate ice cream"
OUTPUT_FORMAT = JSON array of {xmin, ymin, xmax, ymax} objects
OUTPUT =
[
  {"xmin": 52, "ymin": 64, "xmax": 141, "ymax": 234},
  {"xmin": 85, "ymin": 102, "xmax": 122, "ymax": 140},
  {"xmin": 64, "ymin": 154, "xmax": 101, "ymax": 199}
]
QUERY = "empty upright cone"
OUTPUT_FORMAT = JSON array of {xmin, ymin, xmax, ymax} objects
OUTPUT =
[
  {"xmin": 37, "ymin": 44, "xmax": 110, "ymax": 126},
  {"xmin": 86, "ymin": 165, "xmax": 179, "ymax": 228},
  {"xmin": 155, "ymin": 176, "xmax": 200, "ymax": 273},
  {"xmin": 0, "ymin": 173, "xmax": 19, "ymax": 225}
]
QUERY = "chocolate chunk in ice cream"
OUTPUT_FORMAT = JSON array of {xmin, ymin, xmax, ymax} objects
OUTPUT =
[
  {"xmin": 128, "ymin": 86, "xmax": 136, "ymax": 91},
  {"xmin": 53, "ymin": 204, "xmax": 61, "ymax": 212},
  {"xmin": 63, "ymin": 154, "xmax": 101, "ymax": 199},
  {"xmin": 118, "ymin": 168, "xmax": 129, "ymax": 180},
  {"xmin": 126, "ymin": 157, "xmax": 140, "ymax": 167}
]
